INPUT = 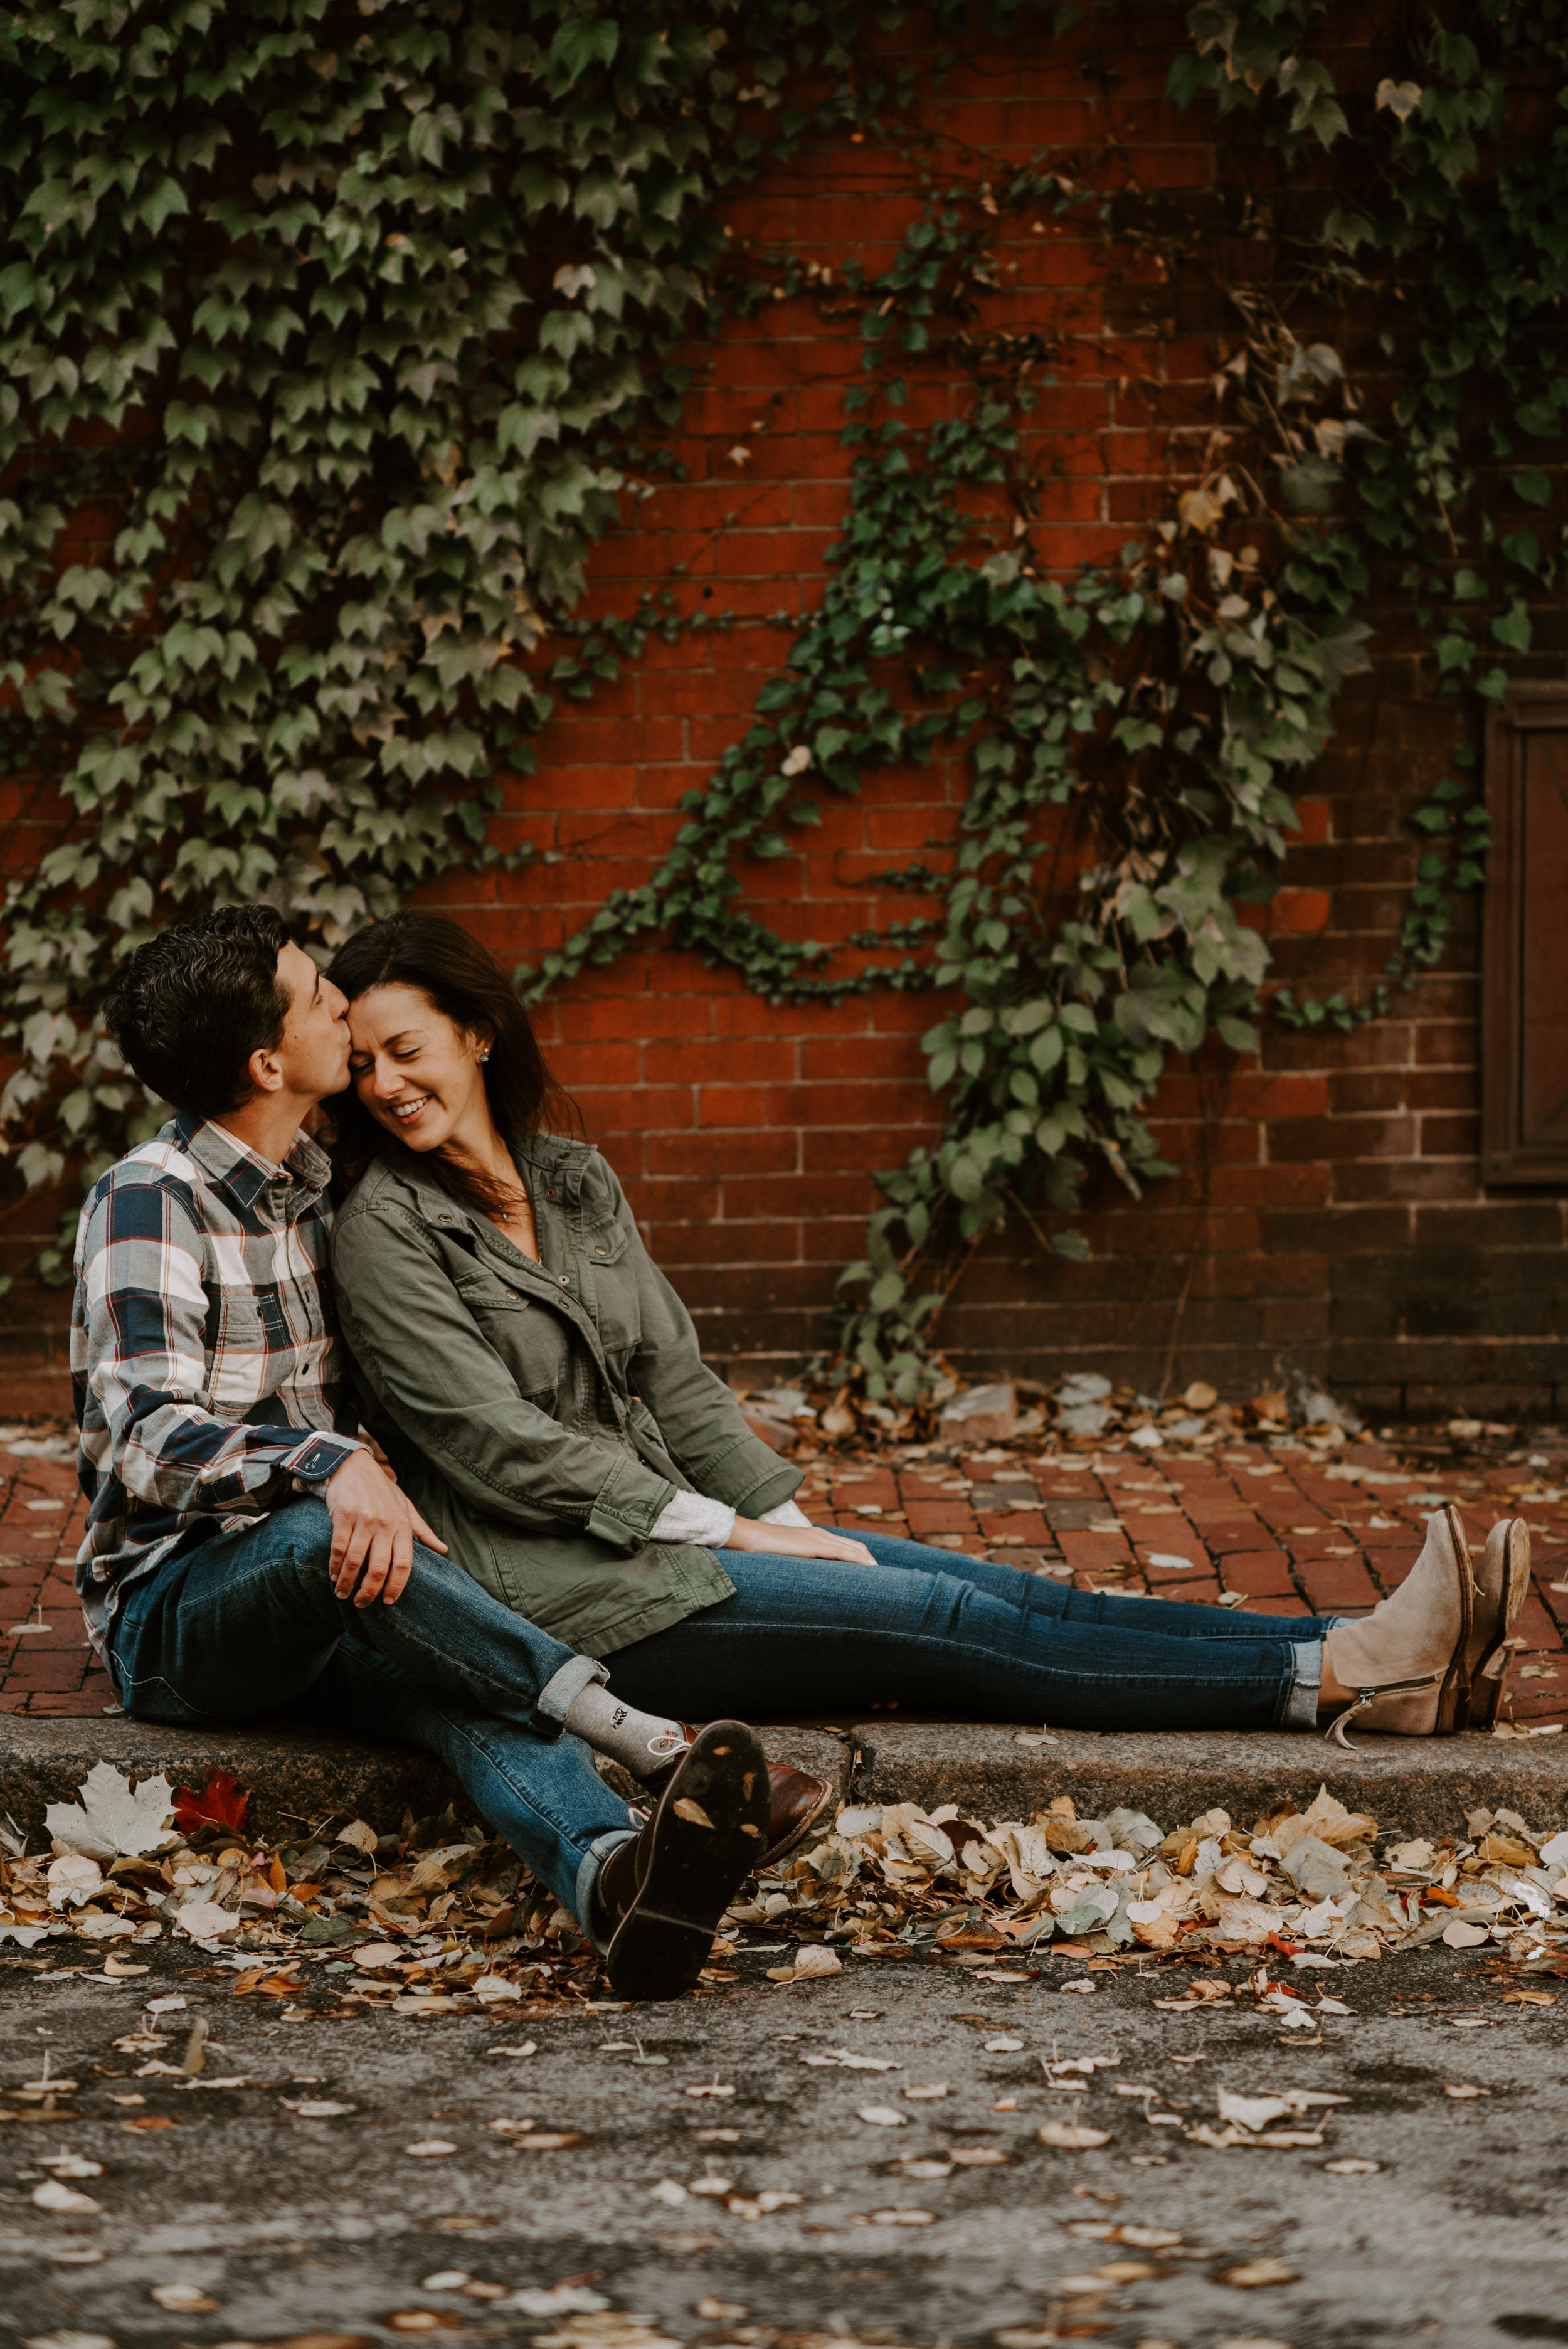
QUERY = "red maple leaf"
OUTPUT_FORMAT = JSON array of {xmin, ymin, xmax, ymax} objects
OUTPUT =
[{"xmin": 172, "ymin": 1767, "xmax": 251, "ymax": 1836}]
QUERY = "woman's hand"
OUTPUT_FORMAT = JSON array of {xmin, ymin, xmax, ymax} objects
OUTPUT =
[{"xmin": 726, "ymin": 1514, "xmax": 875, "ymax": 1567}]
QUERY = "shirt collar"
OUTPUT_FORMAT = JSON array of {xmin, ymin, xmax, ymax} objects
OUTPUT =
[{"xmin": 176, "ymin": 1111, "xmax": 332, "ymax": 1208}]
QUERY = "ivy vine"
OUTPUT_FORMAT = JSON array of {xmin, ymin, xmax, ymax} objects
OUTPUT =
[{"xmin": 0, "ymin": 0, "xmax": 1561, "ymax": 1410}]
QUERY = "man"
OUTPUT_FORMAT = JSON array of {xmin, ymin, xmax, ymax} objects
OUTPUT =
[{"xmin": 72, "ymin": 904, "xmax": 778, "ymax": 1999}]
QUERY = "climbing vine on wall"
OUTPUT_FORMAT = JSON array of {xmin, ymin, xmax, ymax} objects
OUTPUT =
[{"xmin": 1, "ymin": 0, "xmax": 1564, "ymax": 1398}]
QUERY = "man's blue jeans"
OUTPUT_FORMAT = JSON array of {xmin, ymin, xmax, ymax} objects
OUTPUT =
[
  {"xmin": 603, "ymin": 1528, "xmax": 1331, "ymax": 1731},
  {"xmin": 106, "ymin": 1500, "xmax": 633, "ymax": 1923}
]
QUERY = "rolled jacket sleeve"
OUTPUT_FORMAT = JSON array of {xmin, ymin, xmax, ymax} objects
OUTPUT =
[{"xmin": 332, "ymin": 1202, "xmax": 677, "ymax": 1549}]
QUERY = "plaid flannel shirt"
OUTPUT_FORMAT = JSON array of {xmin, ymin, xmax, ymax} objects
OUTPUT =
[{"xmin": 71, "ymin": 1111, "xmax": 364, "ymax": 1659}]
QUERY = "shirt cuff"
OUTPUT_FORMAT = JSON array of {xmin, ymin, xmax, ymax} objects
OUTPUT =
[
  {"xmin": 649, "ymin": 1489, "xmax": 738, "ymax": 1547},
  {"xmin": 282, "ymin": 1432, "xmax": 366, "ymax": 1490},
  {"xmin": 759, "ymin": 1498, "xmax": 811, "ymax": 1529}
]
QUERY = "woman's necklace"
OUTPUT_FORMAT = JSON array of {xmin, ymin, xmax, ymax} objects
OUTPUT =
[{"xmin": 492, "ymin": 1167, "xmax": 538, "ymax": 1257}]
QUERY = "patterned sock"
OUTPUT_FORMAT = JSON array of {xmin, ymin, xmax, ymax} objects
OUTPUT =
[{"xmin": 563, "ymin": 1684, "xmax": 689, "ymax": 1778}]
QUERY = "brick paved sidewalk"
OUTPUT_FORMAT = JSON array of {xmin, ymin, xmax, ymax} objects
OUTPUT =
[{"xmin": 5, "ymin": 1428, "xmax": 1567, "ymax": 1727}]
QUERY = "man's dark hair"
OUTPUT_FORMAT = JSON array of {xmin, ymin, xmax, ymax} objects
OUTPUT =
[{"xmin": 105, "ymin": 906, "xmax": 294, "ymax": 1119}]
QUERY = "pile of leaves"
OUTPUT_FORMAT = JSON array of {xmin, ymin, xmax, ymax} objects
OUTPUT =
[
  {"xmin": 738, "ymin": 1362, "xmax": 1372, "ymax": 1460},
  {"xmin": 6, "ymin": 1763, "xmax": 1568, "ymax": 2003},
  {"xmin": 752, "ymin": 1786, "xmax": 1568, "ymax": 1973}
]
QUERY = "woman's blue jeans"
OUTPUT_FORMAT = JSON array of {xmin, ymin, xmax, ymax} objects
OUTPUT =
[{"xmin": 603, "ymin": 1527, "xmax": 1331, "ymax": 1732}]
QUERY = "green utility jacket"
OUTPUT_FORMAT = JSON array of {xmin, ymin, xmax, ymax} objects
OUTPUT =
[{"xmin": 329, "ymin": 1133, "xmax": 800, "ymax": 1657}]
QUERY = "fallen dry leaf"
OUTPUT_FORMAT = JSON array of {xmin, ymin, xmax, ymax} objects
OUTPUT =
[
  {"xmin": 403, "ymin": 2140, "xmax": 458, "ymax": 2158},
  {"xmin": 45, "ymin": 1763, "xmax": 177, "ymax": 1862},
  {"xmin": 767, "ymin": 1944, "xmax": 842, "ymax": 1984},
  {"xmin": 857, "ymin": 2106, "xmax": 907, "ymax": 2128},
  {"xmin": 150, "ymin": 2285, "xmax": 220, "ymax": 2315},
  {"xmin": 1036, "ymin": 2123, "xmax": 1112, "ymax": 2150},
  {"xmin": 1217, "ymin": 2259, "xmax": 1298, "ymax": 2288},
  {"xmin": 672, "ymin": 1799, "xmax": 714, "ymax": 1830},
  {"xmin": 1444, "ymin": 2084, "xmax": 1489, "ymax": 2099},
  {"xmin": 31, "ymin": 2182, "xmax": 101, "ymax": 2214}
]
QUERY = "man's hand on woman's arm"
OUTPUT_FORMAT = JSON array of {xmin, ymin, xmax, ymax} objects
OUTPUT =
[
  {"xmin": 725, "ymin": 1514, "xmax": 875, "ymax": 1567},
  {"xmin": 324, "ymin": 1451, "xmax": 447, "ymax": 1605}
]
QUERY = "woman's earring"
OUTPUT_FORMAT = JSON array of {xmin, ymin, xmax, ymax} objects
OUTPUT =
[{"xmin": 479, "ymin": 1047, "xmax": 492, "ymax": 1064}]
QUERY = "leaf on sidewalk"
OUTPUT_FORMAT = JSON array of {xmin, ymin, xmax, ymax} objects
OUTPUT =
[
  {"xmin": 172, "ymin": 1768, "xmax": 250, "ymax": 1837},
  {"xmin": 45, "ymin": 1763, "xmax": 176, "ymax": 1860}
]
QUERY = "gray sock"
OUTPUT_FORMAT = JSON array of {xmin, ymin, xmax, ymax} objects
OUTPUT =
[{"xmin": 563, "ymin": 1684, "xmax": 689, "ymax": 1778}]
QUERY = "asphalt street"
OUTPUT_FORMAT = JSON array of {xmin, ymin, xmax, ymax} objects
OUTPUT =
[{"xmin": 4, "ymin": 1938, "xmax": 1566, "ymax": 2349}]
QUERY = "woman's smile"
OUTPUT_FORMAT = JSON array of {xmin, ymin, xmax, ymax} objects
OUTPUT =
[{"xmin": 388, "ymin": 1091, "xmax": 434, "ymax": 1126}]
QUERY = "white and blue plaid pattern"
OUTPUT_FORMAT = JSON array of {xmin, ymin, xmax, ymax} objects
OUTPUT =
[{"xmin": 71, "ymin": 1111, "xmax": 361, "ymax": 1657}]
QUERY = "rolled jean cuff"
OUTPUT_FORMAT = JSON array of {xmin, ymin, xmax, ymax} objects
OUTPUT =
[
  {"xmin": 1282, "ymin": 1638, "xmax": 1328, "ymax": 1732},
  {"xmin": 537, "ymin": 1653, "xmax": 609, "ymax": 1730},
  {"xmin": 576, "ymin": 1826, "xmax": 639, "ymax": 1954}
]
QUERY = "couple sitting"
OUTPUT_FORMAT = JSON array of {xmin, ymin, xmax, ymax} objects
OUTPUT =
[{"xmin": 73, "ymin": 904, "xmax": 1531, "ymax": 2001}]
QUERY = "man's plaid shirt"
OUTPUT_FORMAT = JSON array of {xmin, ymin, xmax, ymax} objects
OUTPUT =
[{"xmin": 72, "ymin": 1111, "xmax": 363, "ymax": 1659}]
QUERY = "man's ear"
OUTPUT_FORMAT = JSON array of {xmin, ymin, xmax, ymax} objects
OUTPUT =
[{"xmin": 245, "ymin": 1038, "xmax": 285, "ymax": 1098}]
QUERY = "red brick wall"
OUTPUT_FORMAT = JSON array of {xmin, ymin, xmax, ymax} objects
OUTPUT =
[{"xmin": 4, "ymin": 6, "xmax": 1560, "ymax": 1419}]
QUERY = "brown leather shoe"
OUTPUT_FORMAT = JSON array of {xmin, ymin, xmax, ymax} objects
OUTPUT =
[
  {"xmin": 594, "ymin": 1719, "xmax": 770, "ymax": 2002},
  {"xmin": 644, "ymin": 1722, "xmax": 833, "ymax": 1866}
]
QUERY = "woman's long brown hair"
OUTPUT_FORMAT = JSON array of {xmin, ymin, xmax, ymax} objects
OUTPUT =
[{"xmin": 325, "ymin": 913, "xmax": 578, "ymax": 1221}]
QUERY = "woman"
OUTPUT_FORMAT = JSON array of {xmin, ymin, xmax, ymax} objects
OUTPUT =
[{"xmin": 326, "ymin": 913, "xmax": 1530, "ymax": 1794}]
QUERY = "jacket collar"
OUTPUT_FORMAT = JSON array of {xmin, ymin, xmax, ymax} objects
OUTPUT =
[
  {"xmin": 374, "ymin": 1128, "xmax": 594, "ymax": 1218},
  {"xmin": 175, "ymin": 1110, "xmax": 331, "ymax": 1210}
]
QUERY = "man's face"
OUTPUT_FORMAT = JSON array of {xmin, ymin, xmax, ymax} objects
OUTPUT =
[{"xmin": 269, "ymin": 941, "xmax": 351, "ymax": 1103}]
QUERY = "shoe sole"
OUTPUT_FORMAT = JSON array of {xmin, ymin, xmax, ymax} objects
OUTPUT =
[
  {"xmin": 605, "ymin": 1720, "xmax": 770, "ymax": 2002},
  {"xmin": 1468, "ymin": 1520, "xmax": 1532, "ymax": 1730}
]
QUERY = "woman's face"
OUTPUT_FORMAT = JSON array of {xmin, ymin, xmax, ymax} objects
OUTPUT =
[{"xmin": 346, "ymin": 983, "xmax": 490, "ymax": 1155}]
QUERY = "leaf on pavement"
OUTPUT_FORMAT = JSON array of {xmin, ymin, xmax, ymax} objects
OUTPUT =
[
  {"xmin": 1217, "ymin": 2258, "xmax": 1299, "ymax": 2288},
  {"xmin": 45, "ymin": 1763, "xmax": 176, "ymax": 1860},
  {"xmin": 1036, "ymin": 2122, "xmax": 1111, "ymax": 2149},
  {"xmin": 766, "ymin": 1944, "xmax": 842, "ymax": 1983},
  {"xmin": 172, "ymin": 1768, "xmax": 250, "ymax": 1837}
]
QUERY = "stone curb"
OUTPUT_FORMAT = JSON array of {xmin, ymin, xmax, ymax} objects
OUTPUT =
[{"xmin": 6, "ymin": 1717, "xmax": 1568, "ymax": 1847}]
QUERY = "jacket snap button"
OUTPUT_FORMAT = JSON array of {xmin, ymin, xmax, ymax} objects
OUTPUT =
[
  {"xmin": 559, "ymin": 1273, "xmax": 570, "ymax": 1286},
  {"xmin": 595, "ymin": 1244, "xmax": 605, "ymax": 1254}
]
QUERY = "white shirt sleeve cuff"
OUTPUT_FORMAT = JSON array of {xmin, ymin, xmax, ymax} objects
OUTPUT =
[
  {"xmin": 758, "ymin": 1498, "xmax": 811, "ymax": 1528},
  {"xmin": 649, "ymin": 1489, "xmax": 738, "ymax": 1547}
]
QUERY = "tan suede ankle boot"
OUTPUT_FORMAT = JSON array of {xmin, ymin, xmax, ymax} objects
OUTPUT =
[
  {"xmin": 1323, "ymin": 1505, "xmax": 1473, "ymax": 1740},
  {"xmin": 1466, "ymin": 1518, "xmax": 1530, "ymax": 1728}
]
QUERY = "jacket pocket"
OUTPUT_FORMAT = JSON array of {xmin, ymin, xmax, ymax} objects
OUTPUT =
[
  {"xmin": 586, "ymin": 1221, "xmax": 640, "ymax": 1350},
  {"xmin": 455, "ymin": 1276, "xmax": 571, "ymax": 1396}
]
